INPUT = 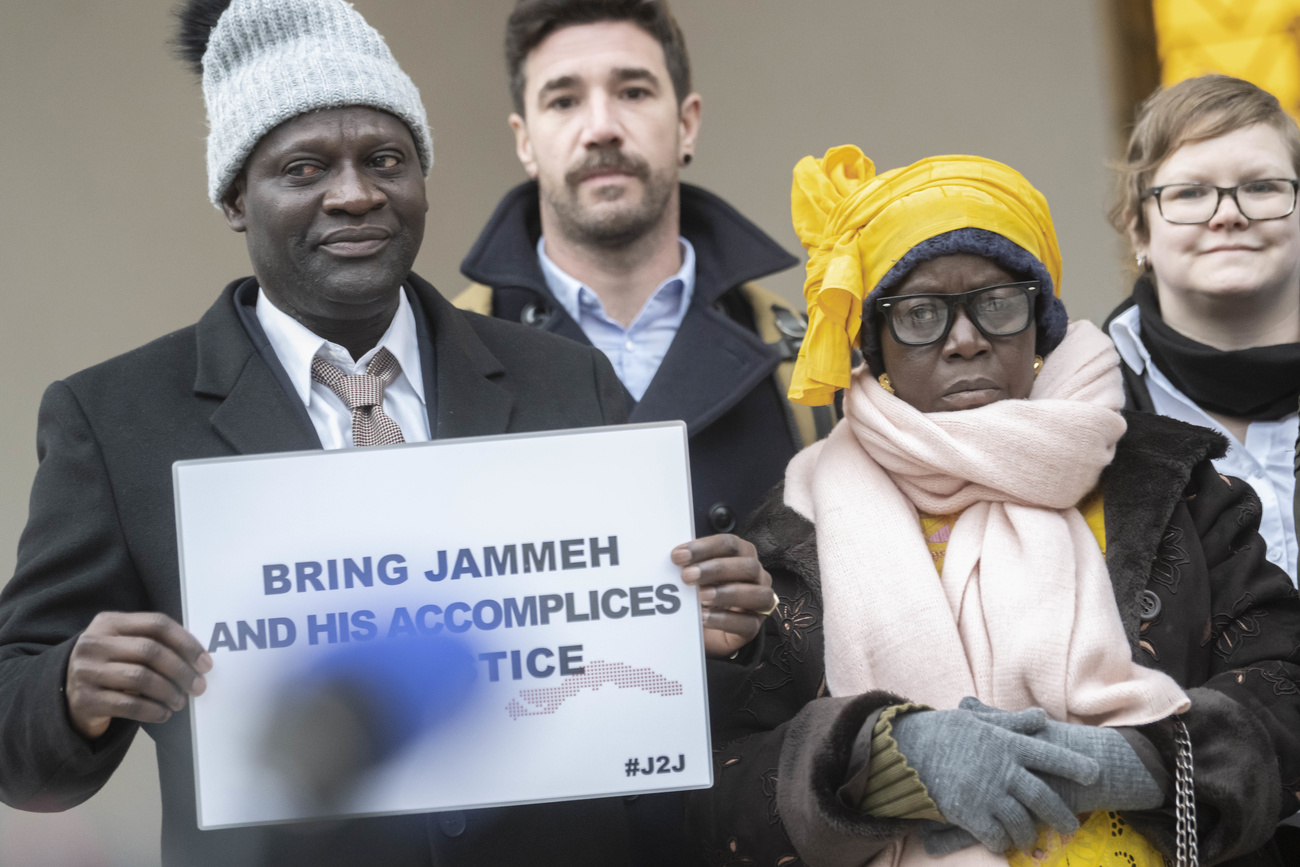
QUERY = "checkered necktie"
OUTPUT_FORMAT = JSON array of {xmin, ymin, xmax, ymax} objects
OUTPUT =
[{"xmin": 310, "ymin": 347, "xmax": 407, "ymax": 447}]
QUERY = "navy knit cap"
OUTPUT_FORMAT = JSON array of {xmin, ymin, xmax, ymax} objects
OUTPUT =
[{"xmin": 860, "ymin": 227, "xmax": 1069, "ymax": 375}]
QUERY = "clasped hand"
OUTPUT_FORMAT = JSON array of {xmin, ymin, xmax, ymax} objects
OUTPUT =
[
  {"xmin": 891, "ymin": 705, "xmax": 1098, "ymax": 855},
  {"xmin": 913, "ymin": 697, "xmax": 1165, "ymax": 856}
]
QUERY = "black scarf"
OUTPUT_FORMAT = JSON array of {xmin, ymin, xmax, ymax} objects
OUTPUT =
[{"xmin": 1132, "ymin": 276, "xmax": 1300, "ymax": 420}]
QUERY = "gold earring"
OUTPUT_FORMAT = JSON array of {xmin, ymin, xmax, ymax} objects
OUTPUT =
[
  {"xmin": 878, "ymin": 373, "xmax": 895, "ymax": 394},
  {"xmin": 1033, "ymin": 355, "xmax": 1044, "ymax": 377}
]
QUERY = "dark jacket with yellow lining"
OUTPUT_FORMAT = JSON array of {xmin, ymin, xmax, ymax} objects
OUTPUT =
[{"xmin": 455, "ymin": 181, "xmax": 834, "ymax": 537}]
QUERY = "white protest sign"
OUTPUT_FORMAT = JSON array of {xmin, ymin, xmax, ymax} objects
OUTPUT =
[{"xmin": 173, "ymin": 422, "xmax": 710, "ymax": 830}]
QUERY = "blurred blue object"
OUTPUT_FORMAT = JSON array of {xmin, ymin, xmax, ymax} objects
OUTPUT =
[
  {"xmin": 304, "ymin": 631, "xmax": 479, "ymax": 756},
  {"xmin": 263, "ymin": 631, "xmax": 479, "ymax": 810}
]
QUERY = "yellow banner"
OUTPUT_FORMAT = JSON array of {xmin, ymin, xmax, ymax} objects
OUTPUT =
[{"xmin": 1154, "ymin": 0, "xmax": 1300, "ymax": 121}]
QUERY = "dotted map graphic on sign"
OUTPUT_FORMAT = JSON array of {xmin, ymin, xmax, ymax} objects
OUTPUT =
[{"xmin": 506, "ymin": 660, "xmax": 684, "ymax": 719}]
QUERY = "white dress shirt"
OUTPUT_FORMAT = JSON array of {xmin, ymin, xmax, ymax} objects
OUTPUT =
[
  {"xmin": 538, "ymin": 236, "xmax": 696, "ymax": 402},
  {"xmin": 1110, "ymin": 305, "xmax": 1298, "ymax": 584},
  {"xmin": 255, "ymin": 287, "xmax": 431, "ymax": 449}
]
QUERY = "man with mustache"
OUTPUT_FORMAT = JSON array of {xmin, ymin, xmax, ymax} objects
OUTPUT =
[
  {"xmin": 457, "ymin": 0, "xmax": 833, "ymax": 548},
  {"xmin": 0, "ymin": 0, "xmax": 774, "ymax": 864}
]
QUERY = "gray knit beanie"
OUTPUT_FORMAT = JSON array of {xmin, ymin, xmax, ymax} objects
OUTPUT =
[{"xmin": 179, "ymin": 0, "xmax": 433, "ymax": 207}]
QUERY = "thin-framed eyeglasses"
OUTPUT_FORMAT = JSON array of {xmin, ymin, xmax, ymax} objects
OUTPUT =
[
  {"xmin": 877, "ymin": 281, "xmax": 1041, "ymax": 347},
  {"xmin": 1142, "ymin": 178, "xmax": 1300, "ymax": 224}
]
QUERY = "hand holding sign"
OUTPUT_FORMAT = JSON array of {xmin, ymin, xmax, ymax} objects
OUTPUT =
[
  {"xmin": 65, "ymin": 611, "xmax": 212, "ymax": 739},
  {"xmin": 673, "ymin": 534, "xmax": 774, "ymax": 658}
]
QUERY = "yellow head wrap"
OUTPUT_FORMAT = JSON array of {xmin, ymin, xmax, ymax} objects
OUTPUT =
[{"xmin": 787, "ymin": 146, "xmax": 1063, "ymax": 406}]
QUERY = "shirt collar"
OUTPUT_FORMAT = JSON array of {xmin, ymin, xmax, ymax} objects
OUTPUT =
[
  {"xmin": 536, "ymin": 235, "xmax": 697, "ymax": 325},
  {"xmin": 254, "ymin": 287, "xmax": 426, "ymax": 407},
  {"xmin": 1106, "ymin": 305, "xmax": 1149, "ymax": 376}
]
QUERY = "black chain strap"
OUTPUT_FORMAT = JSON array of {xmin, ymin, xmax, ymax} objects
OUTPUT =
[{"xmin": 1173, "ymin": 717, "xmax": 1198, "ymax": 866}]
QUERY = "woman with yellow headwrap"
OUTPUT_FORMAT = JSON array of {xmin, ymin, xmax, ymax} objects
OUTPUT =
[{"xmin": 689, "ymin": 148, "xmax": 1300, "ymax": 866}]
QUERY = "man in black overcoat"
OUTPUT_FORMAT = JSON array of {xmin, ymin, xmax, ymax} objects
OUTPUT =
[{"xmin": 0, "ymin": 1, "xmax": 774, "ymax": 864}]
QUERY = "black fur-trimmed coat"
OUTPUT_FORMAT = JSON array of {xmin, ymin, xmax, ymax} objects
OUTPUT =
[{"xmin": 690, "ymin": 411, "xmax": 1300, "ymax": 867}]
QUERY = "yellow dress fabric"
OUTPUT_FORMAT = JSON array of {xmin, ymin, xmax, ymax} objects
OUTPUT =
[
  {"xmin": 918, "ymin": 494, "xmax": 1165, "ymax": 867},
  {"xmin": 1004, "ymin": 810, "xmax": 1165, "ymax": 867},
  {"xmin": 787, "ymin": 148, "xmax": 1063, "ymax": 406}
]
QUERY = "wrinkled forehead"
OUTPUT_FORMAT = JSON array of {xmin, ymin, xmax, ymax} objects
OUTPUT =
[{"xmin": 887, "ymin": 254, "xmax": 1020, "ymax": 298}]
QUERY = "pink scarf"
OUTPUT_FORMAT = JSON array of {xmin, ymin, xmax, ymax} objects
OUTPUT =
[{"xmin": 785, "ymin": 320, "xmax": 1188, "ymax": 724}]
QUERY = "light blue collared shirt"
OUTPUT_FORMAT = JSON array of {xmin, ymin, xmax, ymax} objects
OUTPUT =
[
  {"xmin": 1109, "ymin": 305, "xmax": 1298, "ymax": 584},
  {"xmin": 537, "ymin": 236, "xmax": 696, "ymax": 402}
]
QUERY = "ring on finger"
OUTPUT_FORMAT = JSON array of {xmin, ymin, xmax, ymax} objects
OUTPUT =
[{"xmin": 759, "ymin": 590, "xmax": 779, "ymax": 617}]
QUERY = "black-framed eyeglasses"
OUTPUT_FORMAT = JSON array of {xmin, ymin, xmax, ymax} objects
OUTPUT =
[
  {"xmin": 1142, "ymin": 178, "xmax": 1300, "ymax": 224},
  {"xmin": 877, "ymin": 281, "xmax": 1041, "ymax": 347}
]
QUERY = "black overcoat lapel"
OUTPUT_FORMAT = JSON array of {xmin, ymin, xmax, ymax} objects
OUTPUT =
[
  {"xmin": 538, "ymin": 303, "xmax": 590, "ymax": 345},
  {"xmin": 408, "ymin": 275, "xmax": 515, "ymax": 439},
  {"xmin": 631, "ymin": 303, "xmax": 779, "ymax": 434},
  {"xmin": 193, "ymin": 280, "xmax": 320, "ymax": 456}
]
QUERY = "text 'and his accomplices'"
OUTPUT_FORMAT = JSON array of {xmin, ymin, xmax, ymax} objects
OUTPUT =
[{"xmin": 203, "ymin": 535, "xmax": 685, "ymax": 682}]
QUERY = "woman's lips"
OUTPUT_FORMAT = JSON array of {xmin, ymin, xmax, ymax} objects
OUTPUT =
[
  {"xmin": 938, "ymin": 388, "xmax": 1002, "ymax": 410},
  {"xmin": 939, "ymin": 379, "xmax": 1002, "ymax": 409},
  {"xmin": 944, "ymin": 378, "xmax": 999, "ymax": 396},
  {"xmin": 1201, "ymin": 245, "xmax": 1260, "ymax": 254}
]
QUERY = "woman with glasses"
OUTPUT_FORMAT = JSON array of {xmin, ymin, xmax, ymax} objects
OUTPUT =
[
  {"xmin": 689, "ymin": 146, "xmax": 1300, "ymax": 867},
  {"xmin": 1107, "ymin": 74, "xmax": 1300, "ymax": 586}
]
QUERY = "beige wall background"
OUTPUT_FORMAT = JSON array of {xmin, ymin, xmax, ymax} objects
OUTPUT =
[{"xmin": 0, "ymin": 2, "xmax": 1128, "ymax": 863}]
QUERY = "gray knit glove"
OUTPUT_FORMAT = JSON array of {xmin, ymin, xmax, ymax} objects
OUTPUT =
[
  {"xmin": 889, "ymin": 707, "xmax": 1100, "ymax": 854},
  {"xmin": 920, "ymin": 698, "xmax": 1166, "ymax": 857},
  {"xmin": 959, "ymin": 697, "xmax": 1165, "ymax": 811}
]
